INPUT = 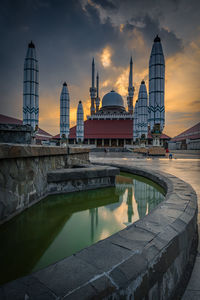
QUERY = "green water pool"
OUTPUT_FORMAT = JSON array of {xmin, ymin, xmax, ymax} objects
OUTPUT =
[{"xmin": 0, "ymin": 172, "xmax": 165, "ymax": 284}]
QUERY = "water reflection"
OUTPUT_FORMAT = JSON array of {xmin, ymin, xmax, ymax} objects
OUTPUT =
[{"xmin": 0, "ymin": 173, "xmax": 165, "ymax": 284}]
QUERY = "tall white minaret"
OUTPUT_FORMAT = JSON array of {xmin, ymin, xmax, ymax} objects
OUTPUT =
[
  {"xmin": 133, "ymin": 100, "xmax": 138, "ymax": 142},
  {"xmin": 23, "ymin": 41, "xmax": 39, "ymax": 129},
  {"xmin": 137, "ymin": 81, "xmax": 148, "ymax": 138},
  {"xmin": 76, "ymin": 101, "xmax": 84, "ymax": 143},
  {"xmin": 127, "ymin": 56, "xmax": 134, "ymax": 114},
  {"xmin": 60, "ymin": 82, "xmax": 70, "ymax": 138},
  {"xmin": 90, "ymin": 58, "xmax": 96, "ymax": 115},
  {"xmin": 149, "ymin": 35, "xmax": 165, "ymax": 132},
  {"xmin": 95, "ymin": 72, "xmax": 100, "ymax": 113}
]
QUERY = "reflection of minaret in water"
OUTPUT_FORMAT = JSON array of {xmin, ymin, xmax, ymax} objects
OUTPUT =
[
  {"xmin": 126, "ymin": 188, "xmax": 133, "ymax": 223},
  {"xmin": 133, "ymin": 180, "xmax": 148, "ymax": 219},
  {"xmin": 148, "ymin": 185, "xmax": 164, "ymax": 212},
  {"xmin": 89, "ymin": 208, "xmax": 98, "ymax": 242},
  {"xmin": 96, "ymin": 207, "xmax": 98, "ymax": 227},
  {"xmin": 133, "ymin": 179, "xmax": 165, "ymax": 217}
]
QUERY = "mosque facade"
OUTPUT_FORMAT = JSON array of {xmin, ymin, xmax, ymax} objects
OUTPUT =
[
  {"xmin": 21, "ymin": 36, "xmax": 170, "ymax": 148},
  {"xmin": 60, "ymin": 35, "xmax": 170, "ymax": 148}
]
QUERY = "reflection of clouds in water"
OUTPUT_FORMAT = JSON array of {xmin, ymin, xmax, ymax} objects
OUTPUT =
[
  {"xmin": 99, "ymin": 229, "xmax": 110, "ymax": 240},
  {"xmin": 90, "ymin": 176, "xmax": 164, "ymax": 242},
  {"xmin": 101, "ymin": 189, "xmax": 129, "ymax": 226}
]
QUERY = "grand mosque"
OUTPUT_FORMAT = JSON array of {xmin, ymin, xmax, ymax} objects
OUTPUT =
[
  {"xmin": 2, "ymin": 35, "xmax": 171, "ymax": 148},
  {"xmin": 57, "ymin": 35, "xmax": 169, "ymax": 148},
  {"xmin": 1, "ymin": 35, "xmax": 200, "ymax": 150}
]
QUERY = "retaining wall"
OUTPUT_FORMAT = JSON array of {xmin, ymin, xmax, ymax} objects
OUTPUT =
[
  {"xmin": 0, "ymin": 164, "xmax": 198, "ymax": 300},
  {"xmin": 0, "ymin": 124, "xmax": 33, "ymax": 144},
  {"xmin": 47, "ymin": 166, "xmax": 119, "ymax": 194},
  {"xmin": 0, "ymin": 144, "xmax": 90, "ymax": 224}
]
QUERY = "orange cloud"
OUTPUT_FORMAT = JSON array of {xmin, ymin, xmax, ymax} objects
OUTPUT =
[
  {"xmin": 100, "ymin": 46, "xmax": 113, "ymax": 68},
  {"xmin": 115, "ymin": 67, "xmax": 129, "ymax": 97}
]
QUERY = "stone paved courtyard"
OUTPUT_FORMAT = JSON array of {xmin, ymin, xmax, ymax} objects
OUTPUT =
[{"xmin": 90, "ymin": 151, "xmax": 200, "ymax": 299}]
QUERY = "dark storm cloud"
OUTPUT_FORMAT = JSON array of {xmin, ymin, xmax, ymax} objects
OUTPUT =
[
  {"xmin": 0, "ymin": 0, "xmax": 199, "ymax": 136},
  {"xmin": 124, "ymin": 14, "xmax": 183, "ymax": 57},
  {"xmin": 91, "ymin": 0, "xmax": 118, "ymax": 10},
  {"xmin": 0, "ymin": 0, "xmax": 119, "ymax": 116}
]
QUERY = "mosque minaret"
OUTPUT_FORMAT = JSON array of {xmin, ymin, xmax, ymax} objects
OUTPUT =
[
  {"xmin": 90, "ymin": 58, "xmax": 96, "ymax": 115},
  {"xmin": 60, "ymin": 82, "xmax": 70, "ymax": 138},
  {"xmin": 76, "ymin": 100, "xmax": 84, "ymax": 143},
  {"xmin": 133, "ymin": 100, "xmax": 138, "ymax": 142},
  {"xmin": 148, "ymin": 35, "xmax": 165, "ymax": 132},
  {"xmin": 137, "ymin": 81, "xmax": 148, "ymax": 139},
  {"xmin": 95, "ymin": 72, "xmax": 100, "ymax": 113},
  {"xmin": 23, "ymin": 41, "xmax": 39, "ymax": 129},
  {"xmin": 127, "ymin": 56, "xmax": 134, "ymax": 114}
]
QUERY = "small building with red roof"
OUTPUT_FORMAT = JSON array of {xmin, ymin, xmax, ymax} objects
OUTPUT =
[{"xmin": 168, "ymin": 122, "xmax": 200, "ymax": 150}]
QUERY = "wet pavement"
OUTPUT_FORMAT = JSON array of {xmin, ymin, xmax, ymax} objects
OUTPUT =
[{"xmin": 90, "ymin": 152, "xmax": 200, "ymax": 299}]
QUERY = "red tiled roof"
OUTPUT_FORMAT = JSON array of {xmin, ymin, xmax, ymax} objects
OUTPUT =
[
  {"xmin": 0, "ymin": 114, "xmax": 22, "ymax": 125},
  {"xmin": 0, "ymin": 114, "xmax": 52, "ymax": 139},
  {"xmin": 171, "ymin": 122, "xmax": 200, "ymax": 142},
  {"xmin": 74, "ymin": 120, "xmax": 133, "ymax": 139},
  {"xmin": 54, "ymin": 120, "xmax": 170, "ymax": 140}
]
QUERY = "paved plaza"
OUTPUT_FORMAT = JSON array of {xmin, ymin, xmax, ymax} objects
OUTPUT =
[{"xmin": 90, "ymin": 151, "xmax": 200, "ymax": 299}]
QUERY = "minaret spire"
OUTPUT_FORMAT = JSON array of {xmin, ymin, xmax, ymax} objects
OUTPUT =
[
  {"xmin": 95, "ymin": 72, "xmax": 100, "ymax": 113},
  {"xmin": 127, "ymin": 56, "xmax": 134, "ymax": 114},
  {"xmin": 129, "ymin": 56, "xmax": 133, "ymax": 88},
  {"xmin": 90, "ymin": 58, "xmax": 96, "ymax": 115},
  {"xmin": 96, "ymin": 72, "xmax": 99, "ymax": 97},
  {"xmin": 148, "ymin": 35, "xmax": 165, "ymax": 132},
  {"xmin": 92, "ymin": 58, "xmax": 95, "ymax": 88},
  {"xmin": 133, "ymin": 100, "xmax": 138, "ymax": 142},
  {"xmin": 76, "ymin": 100, "xmax": 84, "ymax": 143},
  {"xmin": 23, "ymin": 41, "xmax": 39, "ymax": 129},
  {"xmin": 137, "ymin": 80, "xmax": 148, "ymax": 139},
  {"xmin": 60, "ymin": 82, "xmax": 70, "ymax": 139}
]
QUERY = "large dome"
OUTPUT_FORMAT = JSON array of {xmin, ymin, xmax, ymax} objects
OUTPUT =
[{"xmin": 102, "ymin": 90, "xmax": 124, "ymax": 108}]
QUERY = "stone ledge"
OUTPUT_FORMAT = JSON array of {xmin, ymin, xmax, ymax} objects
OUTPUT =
[
  {"xmin": 0, "ymin": 123, "xmax": 32, "ymax": 132},
  {"xmin": 47, "ymin": 165, "xmax": 119, "ymax": 182},
  {"xmin": 68, "ymin": 147, "xmax": 90, "ymax": 154},
  {"xmin": 0, "ymin": 144, "xmax": 90, "ymax": 159},
  {"xmin": 0, "ymin": 164, "xmax": 198, "ymax": 300}
]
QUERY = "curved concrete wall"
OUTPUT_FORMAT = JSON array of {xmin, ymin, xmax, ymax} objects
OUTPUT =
[{"xmin": 0, "ymin": 164, "xmax": 197, "ymax": 300}]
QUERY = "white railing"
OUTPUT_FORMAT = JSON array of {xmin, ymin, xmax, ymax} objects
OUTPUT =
[{"xmin": 87, "ymin": 114, "xmax": 134, "ymax": 120}]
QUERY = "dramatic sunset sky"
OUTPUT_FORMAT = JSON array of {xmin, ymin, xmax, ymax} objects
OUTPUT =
[{"xmin": 0, "ymin": 0, "xmax": 200, "ymax": 137}]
